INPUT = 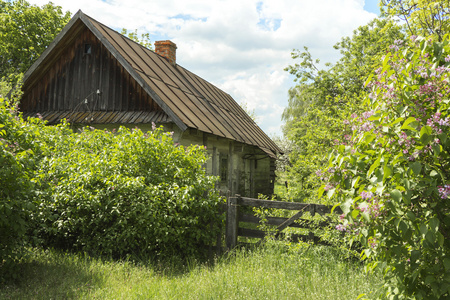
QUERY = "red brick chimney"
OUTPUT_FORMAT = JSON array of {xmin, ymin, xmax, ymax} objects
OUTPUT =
[{"xmin": 155, "ymin": 40, "xmax": 177, "ymax": 65}]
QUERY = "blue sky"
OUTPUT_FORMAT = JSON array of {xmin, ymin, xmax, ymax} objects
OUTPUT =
[
  {"xmin": 29, "ymin": 0, "xmax": 382, "ymax": 136},
  {"xmin": 364, "ymin": 0, "xmax": 381, "ymax": 15}
]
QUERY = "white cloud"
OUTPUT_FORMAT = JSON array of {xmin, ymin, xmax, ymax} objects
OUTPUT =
[{"xmin": 28, "ymin": 0, "xmax": 378, "ymax": 135}]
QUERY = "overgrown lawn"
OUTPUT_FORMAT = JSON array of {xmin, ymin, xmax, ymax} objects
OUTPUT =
[{"xmin": 1, "ymin": 244, "xmax": 382, "ymax": 299}]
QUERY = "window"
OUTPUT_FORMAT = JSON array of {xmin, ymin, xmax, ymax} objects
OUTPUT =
[
  {"xmin": 84, "ymin": 43, "xmax": 92, "ymax": 55},
  {"xmin": 220, "ymin": 157, "xmax": 228, "ymax": 182}
]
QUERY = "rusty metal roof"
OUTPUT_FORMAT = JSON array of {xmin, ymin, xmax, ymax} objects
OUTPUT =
[{"xmin": 22, "ymin": 10, "xmax": 281, "ymax": 156}]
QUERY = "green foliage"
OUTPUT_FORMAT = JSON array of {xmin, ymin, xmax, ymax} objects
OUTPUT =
[
  {"xmin": 381, "ymin": 0, "xmax": 450, "ymax": 41},
  {"xmin": 33, "ymin": 125, "xmax": 223, "ymax": 258},
  {"xmin": 1, "ymin": 91, "xmax": 223, "ymax": 276},
  {"xmin": 120, "ymin": 28, "xmax": 153, "ymax": 50},
  {"xmin": 0, "ymin": 73, "xmax": 22, "ymax": 99},
  {"xmin": 0, "ymin": 0, "xmax": 70, "ymax": 83},
  {"xmin": 0, "ymin": 96, "xmax": 46, "ymax": 280},
  {"xmin": 238, "ymin": 101, "xmax": 258, "ymax": 122},
  {"xmin": 324, "ymin": 36, "xmax": 450, "ymax": 298},
  {"xmin": 282, "ymin": 19, "xmax": 404, "ymax": 203}
]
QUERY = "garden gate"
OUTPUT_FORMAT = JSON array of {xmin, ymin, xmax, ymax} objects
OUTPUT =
[{"xmin": 225, "ymin": 195, "xmax": 343, "ymax": 250}]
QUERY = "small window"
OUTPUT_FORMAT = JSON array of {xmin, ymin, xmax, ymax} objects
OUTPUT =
[
  {"xmin": 220, "ymin": 157, "xmax": 228, "ymax": 182},
  {"xmin": 84, "ymin": 43, "xmax": 92, "ymax": 55}
]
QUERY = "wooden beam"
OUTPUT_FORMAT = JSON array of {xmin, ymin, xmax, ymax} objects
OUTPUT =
[
  {"xmin": 237, "ymin": 197, "xmax": 311, "ymax": 210},
  {"xmin": 238, "ymin": 228, "xmax": 265, "ymax": 239}
]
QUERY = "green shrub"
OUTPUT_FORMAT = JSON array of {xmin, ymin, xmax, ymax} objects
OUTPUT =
[
  {"xmin": 0, "ymin": 97, "xmax": 45, "ymax": 279},
  {"xmin": 35, "ymin": 125, "xmax": 224, "ymax": 258}
]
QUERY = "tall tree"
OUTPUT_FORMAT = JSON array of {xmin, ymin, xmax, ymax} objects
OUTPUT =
[
  {"xmin": 381, "ymin": 0, "xmax": 450, "ymax": 41},
  {"xmin": 282, "ymin": 18, "xmax": 404, "ymax": 203},
  {"xmin": 0, "ymin": 0, "xmax": 70, "ymax": 82}
]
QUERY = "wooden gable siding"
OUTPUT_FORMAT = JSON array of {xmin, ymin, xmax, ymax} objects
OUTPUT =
[{"xmin": 21, "ymin": 25, "xmax": 161, "ymax": 115}]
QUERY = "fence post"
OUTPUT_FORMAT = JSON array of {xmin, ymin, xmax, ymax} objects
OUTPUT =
[
  {"xmin": 310, "ymin": 204, "xmax": 316, "ymax": 217},
  {"xmin": 309, "ymin": 204, "xmax": 316, "ymax": 243},
  {"xmin": 226, "ymin": 195, "xmax": 239, "ymax": 250}
]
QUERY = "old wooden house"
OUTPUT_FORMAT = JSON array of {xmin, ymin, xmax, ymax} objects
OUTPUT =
[{"xmin": 19, "ymin": 10, "xmax": 281, "ymax": 197}]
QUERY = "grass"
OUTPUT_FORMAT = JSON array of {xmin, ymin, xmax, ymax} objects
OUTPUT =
[{"xmin": 1, "ymin": 243, "xmax": 382, "ymax": 299}]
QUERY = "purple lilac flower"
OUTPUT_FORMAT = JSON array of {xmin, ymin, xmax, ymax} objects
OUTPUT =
[
  {"xmin": 323, "ymin": 183, "xmax": 334, "ymax": 191},
  {"xmin": 336, "ymin": 224, "xmax": 347, "ymax": 232},
  {"xmin": 361, "ymin": 191, "xmax": 374, "ymax": 200},
  {"xmin": 362, "ymin": 110, "xmax": 374, "ymax": 119},
  {"xmin": 438, "ymin": 185, "xmax": 450, "ymax": 199}
]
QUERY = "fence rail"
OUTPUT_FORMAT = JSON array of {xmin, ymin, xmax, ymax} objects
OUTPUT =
[{"xmin": 225, "ymin": 195, "xmax": 343, "ymax": 250}]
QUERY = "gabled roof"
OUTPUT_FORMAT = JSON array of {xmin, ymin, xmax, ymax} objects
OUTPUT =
[{"xmin": 22, "ymin": 10, "xmax": 281, "ymax": 156}]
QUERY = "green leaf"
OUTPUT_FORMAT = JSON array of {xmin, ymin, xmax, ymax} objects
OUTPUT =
[
  {"xmin": 351, "ymin": 209, "xmax": 360, "ymax": 219},
  {"xmin": 429, "ymin": 218, "xmax": 439, "ymax": 232},
  {"xmin": 390, "ymin": 117, "xmax": 404, "ymax": 126},
  {"xmin": 383, "ymin": 164, "xmax": 393, "ymax": 181},
  {"xmin": 390, "ymin": 189, "xmax": 402, "ymax": 202},
  {"xmin": 327, "ymin": 188, "xmax": 336, "ymax": 199},
  {"xmin": 351, "ymin": 176, "xmax": 360, "ymax": 188},
  {"xmin": 420, "ymin": 224, "xmax": 428, "ymax": 236},
  {"xmin": 364, "ymin": 73, "xmax": 373, "ymax": 87},
  {"xmin": 406, "ymin": 211, "xmax": 416, "ymax": 221},
  {"xmin": 331, "ymin": 203, "xmax": 341, "ymax": 214},
  {"xmin": 425, "ymin": 231, "xmax": 436, "ymax": 244},
  {"xmin": 420, "ymin": 126, "xmax": 433, "ymax": 144},
  {"xmin": 317, "ymin": 185, "xmax": 325, "ymax": 198},
  {"xmin": 411, "ymin": 250, "xmax": 420, "ymax": 263},
  {"xmin": 341, "ymin": 198, "xmax": 353, "ymax": 214},
  {"xmin": 401, "ymin": 117, "xmax": 418, "ymax": 131},
  {"xmin": 444, "ymin": 258, "xmax": 450, "ymax": 271},
  {"xmin": 425, "ymin": 275, "xmax": 436, "ymax": 285},
  {"xmin": 410, "ymin": 161, "xmax": 422, "ymax": 175},
  {"xmin": 432, "ymin": 144, "xmax": 441, "ymax": 156},
  {"xmin": 364, "ymin": 133, "xmax": 376, "ymax": 143},
  {"xmin": 367, "ymin": 156, "xmax": 381, "ymax": 177}
]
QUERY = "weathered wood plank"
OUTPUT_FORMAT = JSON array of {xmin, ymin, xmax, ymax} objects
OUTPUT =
[
  {"xmin": 239, "ymin": 214, "xmax": 302, "ymax": 228},
  {"xmin": 234, "ymin": 196, "xmax": 342, "ymax": 214},
  {"xmin": 238, "ymin": 227, "xmax": 265, "ymax": 239},
  {"xmin": 290, "ymin": 233, "xmax": 321, "ymax": 244},
  {"xmin": 276, "ymin": 210, "xmax": 306, "ymax": 233},
  {"xmin": 237, "ymin": 229, "xmax": 323, "ymax": 245},
  {"xmin": 238, "ymin": 214, "xmax": 331, "ymax": 229},
  {"xmin": 226, "ymin": 196, "xmax": 239, "ymax": 250},
  {"xmin": 236, "ymin": 197, "xmax": 311, "ymax": 210}
]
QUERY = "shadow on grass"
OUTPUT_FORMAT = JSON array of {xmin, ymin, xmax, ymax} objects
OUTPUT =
[
  {"xmin": 0, "ymin": 246, "xmax": 219, "ymax": 299},
  {"xmin": 0, "ymin": 249, "xmax": 103, "ymax": 299}
]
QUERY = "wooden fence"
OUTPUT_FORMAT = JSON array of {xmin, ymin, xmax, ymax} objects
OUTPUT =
[{"xmin": 225, "ymin": 195, "xmax": 343, "ymax": 250}]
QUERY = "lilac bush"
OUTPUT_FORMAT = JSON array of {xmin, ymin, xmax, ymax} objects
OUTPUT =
[{"xmin": 321, "ymin": 36, "xmax": 450, "ymax": 299}]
